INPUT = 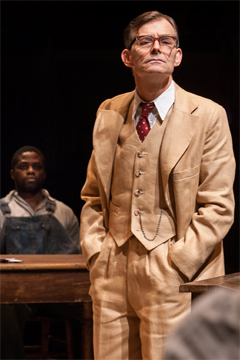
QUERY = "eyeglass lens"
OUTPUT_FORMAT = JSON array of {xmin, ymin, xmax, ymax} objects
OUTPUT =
[{"xmin": 137, "ymin": 36, "xmax": 175, "ymax": 48}]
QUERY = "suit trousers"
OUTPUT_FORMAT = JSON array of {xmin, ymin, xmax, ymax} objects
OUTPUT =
[{"xmin": 89, "ymin": 232, "xmax": 191, "ymax": 360}]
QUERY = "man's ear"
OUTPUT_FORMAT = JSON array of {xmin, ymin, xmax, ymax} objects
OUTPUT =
[
  {"xmin": 121, "ymin": 49, "xmax": 134, "ymax": 68},
  {"xmin": 174, "ymin": 48, "xmax": 183, "ymax": 67},
  {"xmin": 10, "ymin": 169, "xmax": 15, "ymax": 181}
]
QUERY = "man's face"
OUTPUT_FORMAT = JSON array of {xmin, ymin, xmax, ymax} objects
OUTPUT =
[
  {"xmin": 121, "ymin": 19, "xmax": 182, "ymax": 78},
  {"xmin": 10, "ymin": 152, "xmax": 46, "ymax": 194}
]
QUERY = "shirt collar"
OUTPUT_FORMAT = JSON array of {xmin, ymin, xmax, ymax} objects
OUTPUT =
[
  {"xmin": 132, "ymin": 80, "xmax": 175, "ymax": 120},
  {"xmin": 11, "ymin": 189, "xmax": 49, "ymax": 207}
]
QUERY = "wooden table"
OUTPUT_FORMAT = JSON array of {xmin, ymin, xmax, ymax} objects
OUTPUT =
[
  {"xmin": 179, "ymin": 272, "xmax": 240, "ymax": 301},
  {"xmin": 0, "ymin": 254, "xmax": 93, "ymax": 359}
]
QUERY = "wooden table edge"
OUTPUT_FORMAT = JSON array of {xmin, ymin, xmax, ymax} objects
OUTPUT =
[
  {"xmin": 179, "ymin": 272, "xmax": 240, "ymax": 294},
  {"xmin": 0, "ymin": 254, "xmax": 88, "ymax": 271}
]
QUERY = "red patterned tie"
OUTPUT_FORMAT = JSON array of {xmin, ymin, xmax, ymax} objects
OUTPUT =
[{"xmin": 137, "ymin": 102, "xmax": 155, "ymax": 142}]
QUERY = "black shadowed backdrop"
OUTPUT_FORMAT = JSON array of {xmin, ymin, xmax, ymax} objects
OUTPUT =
[{"xmin": 1, "ymin": 1, "xmax": 239, "ymax": 274}]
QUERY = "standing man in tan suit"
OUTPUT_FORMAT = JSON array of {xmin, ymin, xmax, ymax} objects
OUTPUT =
[{"xmin": 80, "ymin": 11, "xmax": 235, "ymax": 360}]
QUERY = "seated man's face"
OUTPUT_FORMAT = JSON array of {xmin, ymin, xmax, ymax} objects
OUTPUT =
[{"xmin": 10, "ymin": 151, "xmax": 46, "ymax": 194}]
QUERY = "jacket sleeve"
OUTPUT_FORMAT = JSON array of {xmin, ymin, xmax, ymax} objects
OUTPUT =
[
  {"xmin": 80, "ymin": 150, "xmax": 107, "ymax": 269},
  {"xmin": 169, "ymin": 104, "xmax": 235, "ymax": 280}
]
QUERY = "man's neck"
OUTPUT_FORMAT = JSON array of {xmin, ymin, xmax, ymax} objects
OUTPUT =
[
  {"xmin": 134, "ymin": 74, "xmax": 173, "ymax": 102},
  {"xmin": 17, "ymin": 190, "xmax": 44, "ymax": 211}
]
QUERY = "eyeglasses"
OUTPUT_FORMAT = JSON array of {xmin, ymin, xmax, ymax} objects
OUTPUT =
[{"xmin": 130, "ymin": 35, "xmax": 177, "ymax": 54}]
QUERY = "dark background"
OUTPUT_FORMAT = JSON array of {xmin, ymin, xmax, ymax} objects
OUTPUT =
[{"xmin": 1, "ymin": 1, "xmax": 239, "ymax": 273}]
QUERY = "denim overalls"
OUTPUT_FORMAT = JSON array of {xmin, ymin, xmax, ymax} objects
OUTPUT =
[{"xmin": 0, "ymin": 198, "xmax": 79, "ymax": 254}]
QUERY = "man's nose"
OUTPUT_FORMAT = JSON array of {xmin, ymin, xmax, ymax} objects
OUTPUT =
[
  {"xmin": 151, "ymin": 39, "xmax": 161, "ymax": 52},
  {"xmin": 27, "ymin": 166, "xmax": 35, "ymax": 173}
]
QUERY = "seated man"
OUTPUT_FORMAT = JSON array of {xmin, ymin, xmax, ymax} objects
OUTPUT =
[
  {"xmin": 0, "ymin": 145, "xmax": 80, "ymax": 254},
  {"xmin": 0, "ymin": 146, "xmax": 81, "ymax": 359}
]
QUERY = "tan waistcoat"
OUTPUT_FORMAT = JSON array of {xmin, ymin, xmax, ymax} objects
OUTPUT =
[{"xmin": 109, "ymin": 101, "xmax": 176, "ymax": 251}]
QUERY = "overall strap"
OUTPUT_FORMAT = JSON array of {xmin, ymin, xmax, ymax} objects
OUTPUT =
[
  {"xmin": 45, "ymin": 198, "xmax": 56, "ymax": 214},
  {"xmin": 0, "ymin": 199, "xmax": 11, "ymax": 216}
]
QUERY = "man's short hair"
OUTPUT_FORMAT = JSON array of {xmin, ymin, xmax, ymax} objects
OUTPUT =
[
  {"xmin": 11, "ymin": 146, "xmax": 46, "ymax": 170},
  {"xmin": 123, "ymin": 11, "xmax": 180, "ymax": 50}
]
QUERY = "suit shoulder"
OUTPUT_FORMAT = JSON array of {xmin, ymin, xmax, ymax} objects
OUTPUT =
[
  {"xmin": 175, "ymin": 83, "xmax": 225, "ymax": 114},
  {"xmin": 98, "ymin": 91, "xmax": 135, "ymax": 112},
  {"xmin": 189, "ymin": 91, "xmax": 222, "ymax": 109},
  {"xmin": 179, "ymin": 83, "xmax": 223, "ymax": 107}
]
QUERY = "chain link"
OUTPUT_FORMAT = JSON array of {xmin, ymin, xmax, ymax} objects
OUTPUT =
[{"xmin": 138, "ymin": 209, "xmax": 163, "ymax": 241}]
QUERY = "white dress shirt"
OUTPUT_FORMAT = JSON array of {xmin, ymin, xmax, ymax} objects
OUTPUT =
[{"xmin": 133, "ymin": 80, "xmax": 175, "ymax": 128}]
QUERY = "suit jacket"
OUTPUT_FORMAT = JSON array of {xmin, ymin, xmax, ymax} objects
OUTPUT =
[{"xmin": 80, "ymin": 82, "xmax": 235, "ymax": 281}]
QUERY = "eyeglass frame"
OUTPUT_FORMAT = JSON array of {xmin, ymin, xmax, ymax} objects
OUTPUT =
[{"xmin": 129, "ymin": 35, "xmax": 177, "ymax": 50}]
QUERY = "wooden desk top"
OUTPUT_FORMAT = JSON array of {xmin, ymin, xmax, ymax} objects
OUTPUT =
[
  {"xmin": 0, "ymin": 254, "xmax": 91, "ymax": 304},
  {"xmin": 179, "ymin": 272, "xmax": 240, "ymax": 294},
  {"xmin": 0, "ymin": 254, "xmax": 87, "ymax": 271},
  {"xmin": 0, "ymin": 254, "xmax": 93, "ymax": 359}
]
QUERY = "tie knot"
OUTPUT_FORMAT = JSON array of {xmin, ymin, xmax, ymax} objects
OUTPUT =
[{"xmin": 140, "ymin": 102, "xmax": 155, "ymax": 116}]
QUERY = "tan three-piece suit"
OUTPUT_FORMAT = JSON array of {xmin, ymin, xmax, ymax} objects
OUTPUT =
[{"xmin": 80, "ymin": 82, "xmax": 235, "ymax": 359}]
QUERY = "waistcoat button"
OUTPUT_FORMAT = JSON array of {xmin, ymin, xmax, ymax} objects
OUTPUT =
[
  {"xmin": 137, "ymin": 151, "xmax": 148, "ymax": 158},
  {"xmin": 136, "ymin": 170, "xmax": 140, "ymax": 177},
  {"xmin": 134, "ymin": 189, "xmax": 145, "ymax": 197},
  {"xmin": 134, "ymin": 189, "xmax": 141, "ymax": 197},
  {"xmin": 138, "ymin": 151, "xmax": 143, "ymax": 158},
  {"xmin": 135, "ymin": 170, "xmax": 145, "ymax": 177}
]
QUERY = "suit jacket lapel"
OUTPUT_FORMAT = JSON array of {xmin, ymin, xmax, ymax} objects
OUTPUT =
[
  {"xmin": 93, "ymin": 92, "xmax": 135, "ymax": 204},
  {"xmin": 93, "ymin": 110, "xmax": 124, "ymax": 201},
  {"xmin": 161, "ymin": 83, "xmax": 199, "ymax": 212}
]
